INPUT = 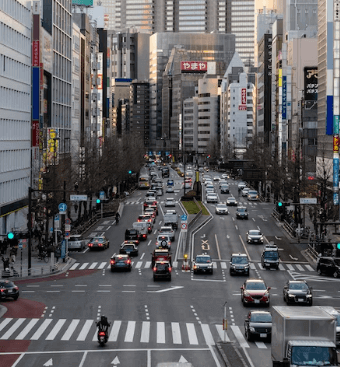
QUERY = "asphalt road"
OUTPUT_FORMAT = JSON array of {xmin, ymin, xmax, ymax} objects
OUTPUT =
[{"xmin": 1, "ymin": 166, "xmax": 340, "ymax": 367}]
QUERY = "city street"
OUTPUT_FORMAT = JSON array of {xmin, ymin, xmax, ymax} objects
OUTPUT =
[{"xmin": 0, "ymin": 167, "xmax": 339, "ymax": 367}]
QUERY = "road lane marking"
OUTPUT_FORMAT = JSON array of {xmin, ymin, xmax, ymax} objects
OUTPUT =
[
  {"xmin": 230, "ymin": 325, "xmax": 249, "ymax": 348},
  {"xmin": 215, "ymin": 324, "xmax": 230, "ymax": 342},
  {"xmin": 140, "ymin": 253, "xmax": 145, "ymax": 260},
  {"xmin": 31, "ymin": 319, "xmax": 53, "ymax": 340},
  {"xmin": 79, "ymin": 263, "xmax": 88, "ymax": 270},
  {"xmin": 255, "ymin": 341, "xmax": 267, "ymax": 349},
  {"xmin": 296, "ymin": 264, "xmax": 305, "ymax": 271},
  {"xmin": 145, "ymin": 261, "xmax": 151, "ymax": 268},
  {"xmin": 286, "ymin": 264, "xmax": 295, "ymax": 271},
  {"xmin": 215, "ymin": 234, "xmax": 221, "ymax": 260},
  {"xmin": 305, "ymin": 264, "xmax": 314, "ymax": 271},
  {"xmin": 124, "ymin": 321, "xmax": 136, "ymax": 342},
  {"xmin": 140, "ymin": 321, "xmax": 150, "ymax": 343},
  {"xmin": 171, "ymin": 322, "xmax": 182, "ymax": 344},
  {"xmin": 235, "ymin": 225, "xmax": 238, "ymax": 230},
  {"xmin": 0, "ymin": 319, "xmax": 25, "ymax": 339},
  {"xmin": 108, "ymin": 320, "xmax": 121, "ymax": 342},
  {"xmin": 98, "ymin": 262, "xmax": 107, "ymax": 269},
  {"xmin": 76, "ymin": 320, "xmax": 93, "ymax": 341},
  {"xmin": 89, "ymin": 262, "xmax": 98, "ymax": 269},
  {"xmin": 70, "ymin": 263, "xmax": 79, "ymax": 270},
  {"xmin": 221, "ymin": 262, "xmax": 227, "ymax": 269},
  {"xmin": 15, "ymin": 318, "xmax": 39, "ymax": 340},
  {"xmin": 157, "ymin": 322, "xmax": 166, "ymax": 343},
  {"xmin": 239, "ymin": 235, "xmax": 251, "ymax": 261},
  {"xmin": 61, "ymin": 319, "xmax": 80, "ymax": 341},
  {"xmin": 46, "ymin": 319, "xmax": 66, "ymax": 340},
  {"xmin": 186, "ymin": 323, "xmax": 198, "ymax": 345},
  {"xmin": 135, "ymin": 261, "xmax": 143, "ymax": 269},
  {"xmin": 147, "ymin": 240, "xmax": 152, "ymax": 246}
]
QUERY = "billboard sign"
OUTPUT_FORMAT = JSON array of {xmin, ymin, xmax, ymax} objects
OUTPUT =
[
  {"xmin": 241, "ymin": 88, "xmax": 247, "ymax": 105},
  {"xmin": 304, "ymin": 67, "xmax": 318, "ymax": 101},
  {"xmin": 32, "ymin": 40, "xmax": 40, "ymax": 67},
  {"xmin": 180, "ymin": 61, "xmax": 207, "ymax": 73},
  {"xmin": 282, "ymin": 76, "xmax": 287, "ymax": 119},
  {"xmin": 334, "ymin": 135, "xmax": 339, "ymax": 152},
  {"xmin": 238, "ymin": 105, "xmax": 247, "ymax": 111},
  {"xmin": 72, "ymin": 0, "xmax": 93, "ymax": 5}
]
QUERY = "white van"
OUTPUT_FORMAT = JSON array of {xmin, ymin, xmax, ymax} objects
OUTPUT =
[{"xmin": 132, "ymin": 222, "xmax": 149, "ymax": 240}]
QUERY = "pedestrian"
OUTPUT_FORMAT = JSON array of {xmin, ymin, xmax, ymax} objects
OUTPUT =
[
  {"xmin": 1, "ymin": 256, "xmax": 10, "ymax": 271},
  {"xmin": 0, "ymin": 238, "xmax": 3, "ymax": 255},
  {"xmin": 9, "ymin": 248, "xmax": 16, "ymax": 268},
  {"xmin": 55, "ymin": 246, "xmax": 61, "ymax": 262},
  {"xmin": 2, "ymin": 238, "xmax": 8, "ymax": 255}
]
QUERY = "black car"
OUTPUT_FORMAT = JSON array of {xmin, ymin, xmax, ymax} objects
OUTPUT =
[
  {"xmin": 247, "ymin": 230, "xmax": 264, "ymax": 244},
  {"xmin": 153, "ymin": 261, "xmax": 172, "ymax": 281},
  {"xmin": 220, "ymin": 184, "xmax": 230, "ymax": 194},
  {"xmin": 236, "ymin": 206, "xmax": 248, "ymax": 219},
  {"xmin": 119, "ymin": 243, "xmax": 139, "ymax": 257},
  {"xmin": 110, "ymin": 254, "xmax": 132, "ymax": 272},
  {"xmin": 230, "ymin": 253, "xmax": 249, "ymax": 276},
  {"xmin": 244, "ymin": 311, "xmax": 272, "ymax": 342},
  {"xmin": 261, "ymin": 244, "xmax": 280, "ymax": 269},
  {"xmin": 283, "ymin": 280, "xmax": 313, "ymax": 305},
  {"xmin": 125, "ymin": 228, "xmax": 140, "ymax": 242},
  {"xmin": 317, "ymin": 257, "xmax": 340, "ymax": 278},
  {"xmin": 0, "ymin": 280, "xmax": 19, "ymax": 301}
]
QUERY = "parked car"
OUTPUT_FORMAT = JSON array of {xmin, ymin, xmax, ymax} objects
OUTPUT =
[
  {"xmin": 244, "ymin": 310, "xmax": 272, "ymax": 342},
  {"xmin": 240, "ymin": 279, "xmax": 271, "ymax": 307},
  {"xmin": 283, "ymin": 280, "xmax": 313, "ymax": 305},
  {"xmin": 317, "ymin": 257, "xmax": 340, "ymax": 278}
]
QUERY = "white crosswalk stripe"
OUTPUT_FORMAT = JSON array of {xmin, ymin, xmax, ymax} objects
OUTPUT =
[
  {"xmin": 108, "ymin": 320, "xmax": 121, "ymax": 342},
  {"xmin": 255, "ymin": 341, "xmax": 267, "ymax": 349},
  {"xmin": 31, "ymin": 319, "xmax": 53, "ymax": 340},
  {"xmin": 0, "ymin": 318, "xmax": 25, "ymax": 339},
  {"xmin": 16, "ymin": 318, "xmax": 39, "ymax": 340},
  {"xmin": 157, "ymin": 322, "xmax": 165, "ymax": 343},
  {"xmin": 46, "ymin": 319, "xmax": 66, "ymax": 340},
  {"xmin": 186, "ymin": 323, "xmax": 199, "ymax": 345},
  {"xmin": 171, "ymin": 322, "xmax": 182, "ymax": 344},
  {"xmin": 215, "ymin": 324, "xmax": 230, "ymax": 342},
  {"xmin": 76, "ymin": 320, "xmax": 93, "ymax": 341},
  {"xmin": 124, "ymin": 321, "xmax": 136, "ymax": 342},
  {"xmin": 140, "ymin": 321, "xmax": 150, "ymax": 343},
  {"xmin": 69, "ymin": 260, "xmax": 315, "ymax": 272},
  {"xmin": 230, "ymin": 325, "xmax": 249, "ymax": 348},
  {"xmin": 61, "ymin": 319, "xmax": 80, "ymax": 341}
]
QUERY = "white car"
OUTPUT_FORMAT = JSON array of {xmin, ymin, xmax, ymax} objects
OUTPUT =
[
  {"xmin": 242, "ymin": 188, "xmax": 250, "ymax": 197},
  {"xmin": 159, "ymin": 226, "xmax": 175, "ymax": 241},
  {"xmin": 155, "ymin": 235, "xmax": 171, "ymax": 249},
  {"xmin": 222, "ymin": 174, "xmax": 229, "ymax": 179},
  {"xmin": 238, "ymin": 182, "xmax": 247, "ymax": 190},
  {"xmin": 219, "ymin": 180, "xmax": 228, "ymax": 188},
  {"xmin": 165, "ymin": 198, "xmax": 176, "ymax": 207},
  {"xmin": 206, "ymin": 194, "xmax": 218, "ymax": 203},
  {"xmin": 215, "ymin": 203, "xmax": 229, "ymax": 215},
  {"xmin": 248, "ymin": 190, "xmax": 259, "ymax": 201},
  {"xmin": 166, "ymin": 186, "xmax": 174, "ymax": 193}
]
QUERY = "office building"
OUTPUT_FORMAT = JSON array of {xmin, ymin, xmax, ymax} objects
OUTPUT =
[{"xmin": 0, "ymin": 0, "xmax": 31, "ymax": 232}]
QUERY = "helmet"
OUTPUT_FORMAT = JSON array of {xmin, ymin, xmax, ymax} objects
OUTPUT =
[{"xmin": 101, "ymin": 316, "xmax": 107, "ymax": 323}]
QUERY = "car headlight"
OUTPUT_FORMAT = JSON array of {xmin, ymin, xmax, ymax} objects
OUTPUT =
[
  {"xmin": 244, "ymin": 265, "xmax": 249, "ymax": 268},
  {"xmin": 288, "ymin": 294, "xmax": 294, "ymax": 297},
  {"xmin": 208, "ymin": 264, "xmax": 213, "ymax": 268},
  {"xmin": 231, "ymin": 264, "xmax": 236, "ymax": 268},
  {"xmin": 307, "ymin": 294, "xmax": 312, "ymax": 297},
  {"xmin": 248, "ymin": 236, "xmax": 251, "ymax": 241},
  {"xmin": 249, "ymin": 327, "xmax": 255, "ymax": 332},
  {"xmin": 260, "ymin": 236, "xmax": 264, "ymax": 241}
]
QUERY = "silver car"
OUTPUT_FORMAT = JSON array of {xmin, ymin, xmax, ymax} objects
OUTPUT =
[{"xmin": 68, "ymin": 235, "xmax": 86, "ymax": 251}]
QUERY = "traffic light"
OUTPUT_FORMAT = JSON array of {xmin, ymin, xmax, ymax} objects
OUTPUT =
[
  {"xmin": 337, "ymin": 243, "xmax": 340, "ymax": 250},
  {"xmin": 278, "ymin": 202, "xmax": 283, "ymax": 207},
  {"xmin": 128, "ymin": 170, "xmax": 132, "ymax": 174},
  {"xmin": 7, "ymin": 232, "xmax": 14, "ymax": 240},
  {"xmin": 96, "ymin": 199, "xmax": 101, "ymax": 204}
]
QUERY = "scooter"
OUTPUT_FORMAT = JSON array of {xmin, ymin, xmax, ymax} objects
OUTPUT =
[{"xmin": 98, "ymin": 330, "xmax": 108, "ymax": 346}]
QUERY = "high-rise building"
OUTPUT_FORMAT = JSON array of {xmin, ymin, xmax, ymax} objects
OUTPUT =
[
  {"xmin": 226, "ymin": 0, "xmax": 256, "ymax": 66},
  {"xmin": 101, "ymin": 0, "xmax": 227, "ymax": 33},
  {"xmin": 0, "ymin": 0, "xmax": 31, "ymax": 232}
]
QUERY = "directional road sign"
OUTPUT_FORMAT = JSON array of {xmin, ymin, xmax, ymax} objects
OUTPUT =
[
  {"xmin": 70, "ymin": 194, "xmax": 88, "ymax": 201},
  {"xmin": 65, "ymin": 232, "xmax": 70, "ymax": 239},
  {"xmin": 99, "ymin": 191, "xmax": 105, "ymax": 200},
  {"xmin": 50, "ymin": 227, "xmax": 53, "ymax": 233},
  {"xmin": 300, "ymin": 198, "xmax": 317, "ymax": 204},
  {"xmin": 181, "ymin": 214, "xmax": 187, "ymax": 221},
  {"xmin": 58, "ymin": 203, "xmax": 67, "ymax": 214}
]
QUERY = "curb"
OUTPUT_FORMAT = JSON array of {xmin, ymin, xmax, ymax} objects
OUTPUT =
[
  {"xmin": 216, "ymin": 341, "xmax": 231, "ymax": 366},
  {"xmin": 0, "ymin": 305, "xmax": 8, "ymax": 318}
]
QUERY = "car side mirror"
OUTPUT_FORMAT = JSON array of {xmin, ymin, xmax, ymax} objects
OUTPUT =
[{"xmin": 267, "ymin": 287, "xmax": 271, "ymax": 290}]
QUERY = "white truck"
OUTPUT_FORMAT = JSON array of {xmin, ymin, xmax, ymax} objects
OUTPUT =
[
  {"xmin": 163, "ymin": 213, "xmax": 178, "ymax": 230},
  {"xmin": 271, "ymin": 306, "xmax": 339, "ymax": 367}
]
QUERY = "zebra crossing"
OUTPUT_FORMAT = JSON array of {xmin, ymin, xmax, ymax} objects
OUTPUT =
[
  {"xmin": 69, "ymin": 260, "xmax": 314, "ymax": 272},
  {"xmin": 0, "ymin": 317, "xmax": 270, "ymax": 349},
  {"xmin": 125, "ymin": 200, "xmax": 180, "ymax": 205}
]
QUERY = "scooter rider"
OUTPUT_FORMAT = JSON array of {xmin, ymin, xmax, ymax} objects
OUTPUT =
[
  {"xmin": 96, "ymin": 315, "xmax": 111, "ymax": 337},
  {"xmin": 115, "ymin": 212, "xmax": 120, "ymax": 224}
]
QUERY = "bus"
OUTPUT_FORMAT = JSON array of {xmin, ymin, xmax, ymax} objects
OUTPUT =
[{"xmin": 138, "ymin": 176, "xmax": 150, "ymax": 190}]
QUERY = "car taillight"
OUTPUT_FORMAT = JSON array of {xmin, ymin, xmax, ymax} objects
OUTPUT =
[
  {"xmin": 169, "ymin": 267, "xmax": 172, "ymax": 272},
  {"xmin": 0, "ymin": 289, "xmax": 5, "ymax": 292},
  {"xmin": 193, "ymin": 265, "xmax": 197, "ymax": 269},
  {"xmin": 155, "ymin": 241, "xmax": 158, "ymax": 246},
  {"xmin": 88, "ymin": 243, "xmax": 93, "ymax": 247},
  {"xmin": 99, "ymin": 244, "xmax": 103, "ymax": 247},
  {"xmin": 14, "ymin": 286, "xmax": 18, "ymax": 290},
  {"xmin": 138, "ymin": 219, "xmax": 141, "ymax": 222},
  {"xmin": 110, "ymin": 260, "xmax": 115, "ymax": 264},
  {"xmin": 143, "ymin": 234, "xmax": 146, "ymax": 238},
  {"xmin": 126, "ymin": 260, "xmax": 131, "ymax": 264},
  {"xmin": 153, "ymin": 267, "xmax": 157, "ymax": 272},
  {"xmin": 136, "ymin": 240, "xmax": 140, "ymax": 244}
]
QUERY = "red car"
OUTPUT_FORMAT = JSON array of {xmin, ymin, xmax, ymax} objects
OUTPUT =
[{"xmin": 240, "ymin": 279, "xmax": 270, "ymax": 307}]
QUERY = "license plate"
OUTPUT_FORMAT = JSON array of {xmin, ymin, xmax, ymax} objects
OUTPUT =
[
  {"xmin": 298, "ymin": 298, "xmax": 304, "ymax": 302},
  {"xmin": 260, "ymin": 333, "xmax": 267, "ymax": 338},
  {"xmin": 254, "ymin": 300, "xmax": 260, "ymax": 304},
  {"xmin": 8, "ymin": 289, "xmax": 13, "ymax": 293}
]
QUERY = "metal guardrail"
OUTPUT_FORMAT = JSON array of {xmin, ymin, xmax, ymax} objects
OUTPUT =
[
  {"xmin": 1, "ymin": 263, "xmax": 59, "ymax": 279},
  {"xmin": 306, "ymin": 244, "xmax": 319, "ymax": 262},
  {"xmin": 283, "ymin": 220, "xmax": 296, "ymax": 238}
]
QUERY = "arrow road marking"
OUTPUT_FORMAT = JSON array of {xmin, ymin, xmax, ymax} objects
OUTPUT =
[
  {"xmin": 179, "ymin": 356, "xmax": 189, "ymax": 363},
  {"xmin": 147, "ymin": 286, "xmax": 184, "ymax": 293},
  {"xmin": 111, "ymin": 356, "xmax": 120, "ymax": 365},
  {"xmin": 43, "ymin": 359, "xmax": 53, "ymax": 367}
]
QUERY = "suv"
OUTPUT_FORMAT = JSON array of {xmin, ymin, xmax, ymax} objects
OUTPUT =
[
  {"xmin": 125, "ymin": 228, "xmax": 140, "ymax": 242},
  {"xmin": 317, "ymin": 257, "xmax": 340, "ymax": 278},
  {"xmin": 153, "ymin": 261, "xmax": 172, "ymax": 281},
  {"xmin": 193, "ymin": 254, "xmax": 213, "ymax": 274},
  {"xmin": 261, "ymin": 244, "xmax": 280, "ymax": 269},
  {"xmin": 159, "ymin": 226, "xmax": 175, "ymax": 241},
  {"xmin": 230, "ymin": 253, "xmax": 249, "ymax": 276},
  {"xmin": 236, "ymin": 206, "xmax": 248, "ymax": 219}
]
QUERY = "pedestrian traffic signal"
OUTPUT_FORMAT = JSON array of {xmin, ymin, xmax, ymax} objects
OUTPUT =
[
  {"xmin": 96, "ymin": 199, "xmax": 100, "ymax": 204},
  {"xmin": 7, "ymin": 232, "xmax": 14, "ymax": 240},
  {"xmin": 278, "ymin": 202, "xmax": 283, "ymax": 207},
  {"xmin": 337, "ymin": 243, "xmax": 340, "ymax": 250}
]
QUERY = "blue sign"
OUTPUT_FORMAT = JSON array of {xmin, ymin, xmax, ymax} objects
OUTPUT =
[
  {"xmin": 55, "ymin": 215, "xmax": 60, "ymax": 221},
  {"xmin": 149, "ymin": 151, "xmax": 153, "ymax": 156},
  {"xmin": 58, "ymin": 203, "xmax": 67, "ymax": 212},
  {"xmin": 334, "ymin": 192, "xmax": 339, "ymax": 206},
  {"xmin": 99, "ymin": 191, "xmax": 105, "ymax": 200},
  {"xmin": 326, "ymin": 95, "xmax": 334, "ymax": 135},
  {"xmin": 181, "ymin": 215, "xmax": 187, "ymax": 221},
  {"xmin": 61, "ymin": 240, "xmax": 66, "ymax": 259},
  {"xmin": 32, "ymin": 67, "xmax": 40, "ymax": 120},
  {"xmin": 50, "ymin": 227, "xmax": 53, "ymax": 233},
  {"xmin": 165, "ymin": 151, "xmax": 170, "ymax": 156},
  {"xmin": 333, "ymin": 157, "xmax": 339, "ymax": 188},
  {"xmin": 282, "ymin": 76, "xmax": 287, "ymax": 119}
]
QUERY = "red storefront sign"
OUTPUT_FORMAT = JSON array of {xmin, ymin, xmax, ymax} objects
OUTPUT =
[
  {"xmin": 32, "ymin": 121, "xmax": 39, "ymax": 147},
  {"xmin": 241, "ymin": 88, "xmax": 247, "ymax": 105},
  {"xmin": 180, "ymin": 61, "xmax": 207, "ymax": 72},
  {"xmin": 32, "ymin": 40, "xmax": 40, "ymax": 67},
  {"xmin": 238, "ymin": 105, "xmax": 247, "ymax": 111}
]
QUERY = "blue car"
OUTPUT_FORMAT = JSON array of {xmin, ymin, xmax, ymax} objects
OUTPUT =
[{"xmin": 167, "ymin": 179, "xmax": 174, "ymax": 186}]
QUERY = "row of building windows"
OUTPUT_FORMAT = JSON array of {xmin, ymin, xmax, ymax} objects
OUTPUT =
[
  {"xmin": 54, "ymin": 27, "xmax": 72, "ymax": 60},
  {"xmin": 0, "ymin": 86, "xmax": 30, "ymax": 112},
  {"xmin": 0, "ymin": 119, "xmax": 30, "ymax": 141},
  {"xmin": 0, "ymin": 178, "xmax": 28, "ymax": 205},
  {"xmin": 0, "ymin": 149, "xmax": 30, "ymax": 173},
  {"xmin": 0, "ymin": 54, "xmax": 30, "ymax": 84},
  {"xmin": 53, "ymin": 0, "xmax": 72, "ymax": 35},
  {"xmin": 198, "ymin": 131, "xmax": 210, "ymax": 134},
  {"xmin": 178, "ymin": 26, "xmax": 206, "ymax": 30},
  {"xmin": 0, "ymin": 0, "xmax": 31, "ymax": 28},
  {"xmin": 0, "ymin": 21, "xmax": 30, "ymax": 57},
  {"xmin": 54, "ymin": 53, "xmax": 71, "ymax": 82},
  {"xmin": 198, "ymin": 138, "xmax": 209, "ymax": 141},
  {"xmin": 52, "ymin": 103, "xmax": 71, "ymax": 130},
  {"xmin": 179, "ymin": 5, "xmax": 205, "ymax": 10},
  {"xmin": 53, "ymin": 77, "xmax": 72, "ymax": 106},
  {"xmin": 198, "ymin": 123, "xmax": 210, "ymax": 127},
  {"xmin": 198, "ymin": 116, "xmax": 210, "ymax": 119},
  {"xmin": 179, "ymin": 16, "xmax": 206, "ymax": 20}
]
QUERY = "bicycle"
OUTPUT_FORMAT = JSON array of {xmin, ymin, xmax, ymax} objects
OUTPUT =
[{"xmin": 38, "ymin": 251, "xmax": 49, "ymax": 263}]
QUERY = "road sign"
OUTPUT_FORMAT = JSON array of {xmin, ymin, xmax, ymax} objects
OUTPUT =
[
  {"xmin": 58, "ymin": 203, "xmax": 67, "ymax": 214},
  {"xmin": 70, "ymin": 194, "xmax": 88, "ymax": 201},
  {"xmin": 181, "ymin": 214, "xmax": 187, "ymax": 221},
  {"xmin": 65, "ymin": 224, "xmax": 71, "ymax": 232},
  {"xmin": 99, "ymin": 191, "xmax": 105, "ymax": 200},
  {"xmin": 300, "ymin": 198, "xmax": 317, "ymax": 204},
  {"xmin": 65, "ymin": 218, "xmax": 71, "ymax": 225},
  {"xmin": 65, "ymin": 231, "xmax": 70, "ymax": 239},
  {"xmin": 55, "ymin": 215, "xmax": 60, "ymax": 221},
  {"xmin": 54, "ymin": 215, "xmax": 60, "ymax": 229},
  {"xmin": 50, "ymin": 227, "xmax": 53, "ymax": 233},
  {"xmin": 181, "ymin": 223, "xmax": 188, "ymax": 231}
]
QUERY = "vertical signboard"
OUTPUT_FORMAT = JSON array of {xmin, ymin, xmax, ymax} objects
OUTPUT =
[
  {"xmin": 241, "ymin": 88, "xmax": 247, "ymax": 105},
  {"xmin": 32, "ymin": 2, "xmax": 40, "ymax": 147},
  {"xmin": 282, "ymin": 76, "xmax": 287, "ymax": 119}
]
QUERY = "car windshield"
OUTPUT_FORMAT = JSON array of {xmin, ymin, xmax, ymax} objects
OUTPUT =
[
  {"xmin": 264, "ymin": 251, "xmax": 278, "ymax": 259},
  {"xmin": 228, "ymin": 198, "xmax": 235, "ymax": 201},
  {"xmin": 124, "ymin": 245, "xmax": 134, "ymax": 250},
  {"xmin": 232, "ymin": 257, "xmax": 248, "ymax": 264},
  {"xmin": 249, "ymin": 230, "xmax": 261, "ymax": 235},
  {"xmin": 245, "ymin": 282, "xmax": 266, "ymax": 290},
  {"xmin": 237, "ymin": 208, "xmax": 246, "ymax": 212},
  {"xmin": 0, "ymin": 281, "xmax": 14, "ymax": 288},
  {"xmin": 289, "ymin": 283, "xmax": 308, "ymax": 290},
  {"xmin": 94, "ymin": 238, "xmax": 104, "ymax": 242},
  {"xmin": 249, "ymin": 191, "xmax": 258, "ymax": 195},
  {"xmin": 221, "ymin": 185, "xmax": 228, "ymax": 188},
  {"xmin": 196, "ymin": 257, "xmax": 211, "ymax": 263},
  {"xmin": 250, "ymin": 313, "xmax": 272, "ymax": 323},
  {"xmin": 291, "ymin": 346, "xmax": 336, "ymax": 366},
  {"xmin": 217, "ymin": 204, "xmax": 227, "ymax": 209},
  {"xmin": 128, "ymin": 230, "xmax": 137, "ymax": 234}
]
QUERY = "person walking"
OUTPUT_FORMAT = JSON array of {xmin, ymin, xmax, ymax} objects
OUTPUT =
[
  {"xmin": 9, "ymin": 248, "xmax": 16, "ymax": 268},
  {"xmin": 55, "ymin": 246, "xmax": 61, "ymax": 262}
]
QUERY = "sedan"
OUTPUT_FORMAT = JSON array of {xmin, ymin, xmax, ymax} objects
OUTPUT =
[
  {"xmin": 238, "ymin": 182, "xmax": 247, "ymax": 190},
  {"xmin": 110, "ymin": 254, "xmax": 132, "ymax": 272},
  {"xmin": 220, "ymin": 184, "xmax": 230, "ymax": 194},
  {"xmin": 206, "ymin": 194, "xmax": 218, "ymax": 203},
  {"xmin": 226, "ymin": 197, "xmax": 238, "ymax": 206},
  {"xmin": 119, "ymin": 243, "xmax": 139, "ymax": 257},
  {"xmin": 242, "ymin": 188, "xmax": 250, "ymax": 197},
  {"xmin": 0, "ymin": 280, "xmax": 19, "ymax": 301},
  {"xmin": 283, "ymin": 280, "xmax": 313, "ymax": 306},
  {"xmin": 215, "ymin": 203, "xmax": 229, "ymax": 215},
  {"xmin": 166, "ymin": 186, "xmax": 174, "ymax": 193},
  {"xmin": 222, "ymin": 174, "xmax": 229, "ymax": 179},
  {"xmin": 213, "ymin": 176, "xmax": 220, "ymax": 181},
  {"xmin": 165, "ymin": 198, "xmax": 176, "ymax": 207},
  {"xmin": 244, "ymin": 311, "xmax": 272, "ymax": 342},
  {"xmin": 241, "ymin": 279, "xmax": 271, "ymax": 307},
  {"xmin": 88, "ymin": 236, "xmax": 110, "ymax": 250},
  {"xmin": 247, "ymin": 230, "xmax": 264, "ymax": 244}
]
